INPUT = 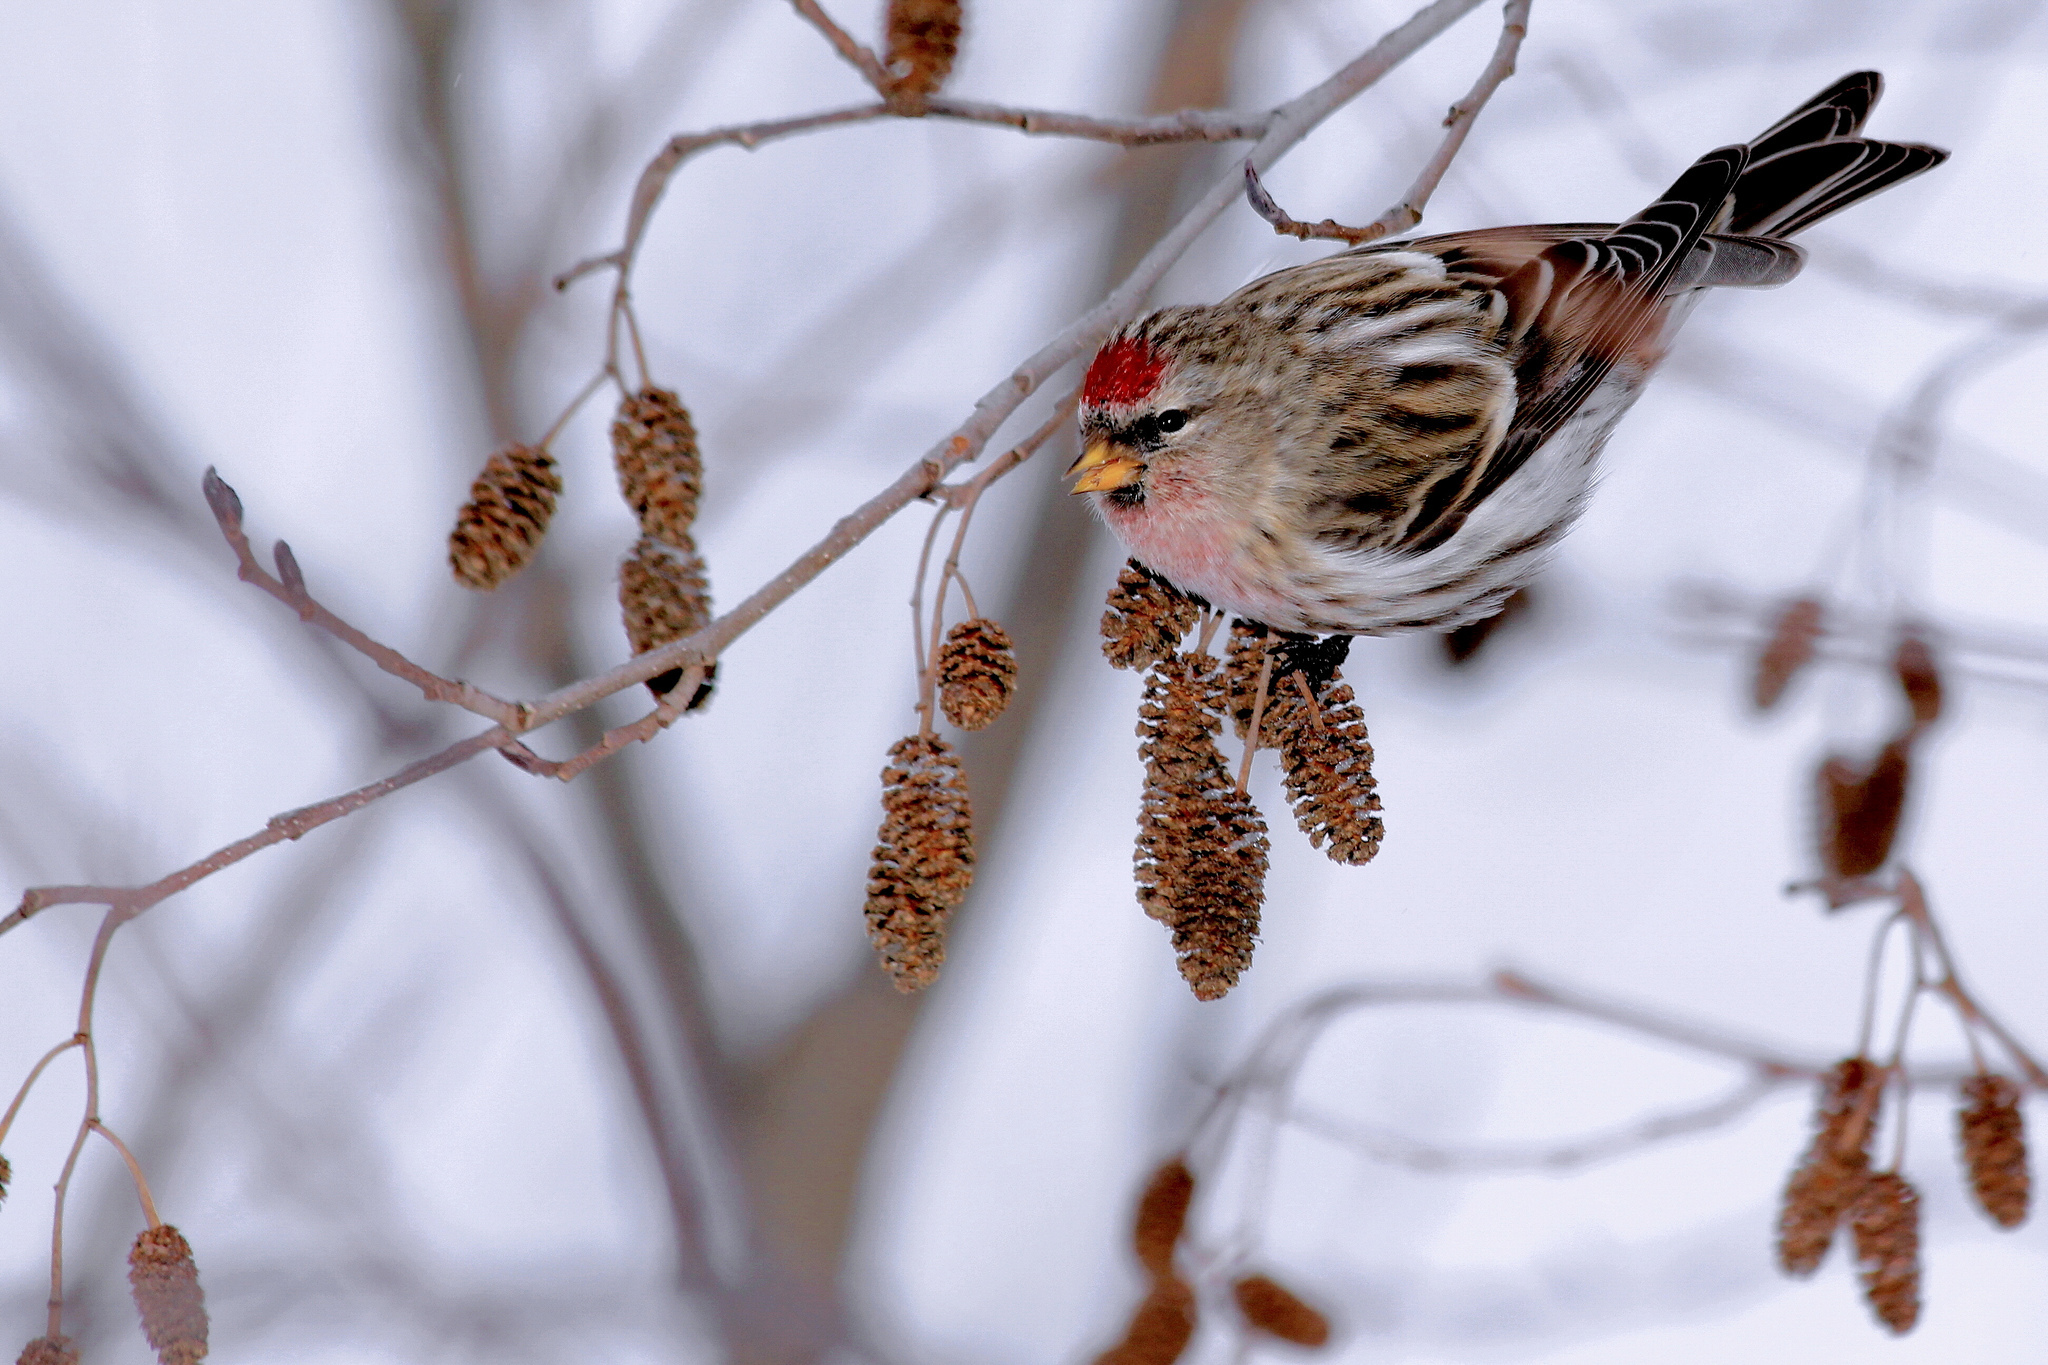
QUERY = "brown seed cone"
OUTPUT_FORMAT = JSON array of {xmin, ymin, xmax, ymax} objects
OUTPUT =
[
  {"xmin": 1103, "ymin": 560, "xmax": 1201, "ymax": 672},
  {"xmin": 448, "ymin": 443, "xmax": 561, "ymax": 590},
  {"xmin": 1958, "ymin": 1072, "xmax": 2030, "ymax": 1228},
  {"xmin": 1816, "ymin": 739, "xmax": 1911, "ymax": 881},
  {"xmin": 864, "ymin": 734, "xmax": 974, "ymax": 991},
  {"xmin": 937, "ymin": 618, "xmax": 1018, "ymax": 730},
  {"xmin": 1222, "ymin": 621, "xmax": 1283, "ymax": 747},
  {"xmin": 1265, "ymin": 677, "xmax": 1383, "ymax": 866},
  {"xmin": 1232, "ymin": 1273, "xmax": 1331, "ymax": 1347},
  {"xmin": 1134, "ymin": 653, "xmax": 1269, "ymax": 1000},
  {"xmin": 1850, "ymin": 1172, "xmax": 1922, "ymax": 1335},
  {"xmin": 128, "ymin": 1223, "xmax": 209, "ymax": 1365},
  {"xmin": 1093, "ymin": 1276, "xmax": 1196, "ymax": 1365},
  {"xmin": 15, "ymin": 1338, "xmax": 79, "ymax": 1365},
  {"xmin": 1132, "ymin": 1158, "xmax": 1194, "ymax": 1278},
  {"xmin": 883, "ymin": 0, "xmax": 961, "ymax": 107},
  {"xmin": 612, "ymin": 386, "xmax": 703, "ymax": 549},
  {"xmin": 1894, "ymin": 634, "xmax": 1944, "ymax": 728},
  {"xmin": 1777, "ymin": 1057, "xmax": 1880, "ymax": 1276},
  {"xmin": 0, "ymin": 1152, "xmax": 10, "ymax": 1206},
  {"xmin": 619, "ymin": 535, "xmax": 716, "ymax": 706},
  {"xmin": 1753, "ymin": 596, "xmax": 1824, "ymax": 710}
]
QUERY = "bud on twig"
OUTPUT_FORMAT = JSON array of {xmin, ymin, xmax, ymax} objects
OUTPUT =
[
  {"xmin": 1777, "ymin": 1057, "xmax": 1879, "ymax": 1276},
  {"xmin": 1093, "ymin": 1276, "xmax": 1196, "ymax": 1365},
  {"xmin": 15, "ymin": 1338, "xmax": 79, "ymax": 1365},
  {"xmin": 1958, "ymin": 1072, "xmax": 2029, "ymax": 1229},
  {"xmin": 1132, "ymin": 1157, "xmax": 1194, "ymax": 1278},
  {"xmin": 1232, "ymin": 1273, "xmax": 1331, "ymax": 1347},
  {"xmin": 883, "ymin": 0, "xmax": 962, "ymax": 107},
  {"xmin": 1752, "ymin": 596, "xmax": 1823, "ymax": 710},
  {"xmin": 128, "ymin": 1224, "xmax": 209, "ymax": 1365},
  {"xmin": 1103, "ymin": 560, "xmax": 1201, "ymax": 672},
  {"xmin": 864, "ymin": 735, "xmax": 974, "ymax": 991},
  {"xmin": 448, "ymin": 443, "xmax": 562, "ymax": 590},
  {"xmin": 937, "ymin": 618, "xmax": 1018, "ymax": 730},
  {"xmin": 612, "ymin": 387, "xmax": 703, "ymax": 549},
  {"xmin": 1266, "ymin": 674, "xmax": 1382, "ymax": 865},
  {"xmin": 1850, "ymin": 1172, "xmax": 1921, "ymax": 1335},
  {"xmin": 1893, "ymin": 633, "xmax": 1943, "ymax": 728},
  {"xmin": 1815, "ymin": 739, "xmax": 1910, "ymax": 881},
  {"xmin": 1135, "ymin": 653, "xmax": 1269, "ymax": 1000},
  {"xmin": 619, "ymin": 536, "xmax": 716, "ymax": 705}
]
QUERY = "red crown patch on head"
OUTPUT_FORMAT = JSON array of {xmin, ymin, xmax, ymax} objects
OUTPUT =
[{"xmin": 1082, "ymin": 337, "xmax": 1168, "ymax": 409}]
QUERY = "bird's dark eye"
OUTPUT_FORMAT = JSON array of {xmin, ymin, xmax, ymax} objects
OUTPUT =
[{"xmin": 1156, "ymin": 410, "xmax": 1188, "ymax": 433}]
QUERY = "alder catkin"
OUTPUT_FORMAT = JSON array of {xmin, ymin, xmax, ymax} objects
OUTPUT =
[
  {"xmin": 0, "ymin": 1152, "xmax": 11, "ymax": 1206},
  {"xmin": 937, "ymin": 618, "xmax": 1019, "ymax": 730},
  {"xmin": 612, "ymin": 386, "xmax": 703, "ymax": 549},
  {"xmin": 1232, "ymin": 1273, "xmax": 1331, "ymax": 1348},
  {"xmin": 1267, "ymin": 675, "xmax": 1383, "ymax": 866},
  {"xmin": 1777, "ymin": 1057, "xmax": 1880, "ymax": 1276},
  {"xmin": 1753, "ymin": 596, "xmax": 1824, "ymax": 710},
  {"xmin": 618, "ymin": 535, "xmax": 716, "ymax": 706},
  {"xmin": 128, "ymin": 1224, "xmax": 208, "ymax": 1365},
  {"xmin": 15, "ymin": 1338, "xmax": 79, "ymax": 1365},
  {"xmin": 448, "ymin": 443, "xmax": 561, "ymax": 590},
  {"xmin": 883, "ymin": 0, "xmax": 962, "ymax": 105},
  {"xmin": 1815, "ymin": 739, "xmax": 1910, "ymax": 880},
  {"xmin": 1134, "ymin": 653, "xmax": 1268, "ymax": 1000},
  {"xmin": 1850, "ymin": 1172, "xmax": 1922, "ymax": 1335},
  {"xmin": 1132, "ymin": 1157, "xmax": 1195, "ymax": 1278},
  {"xmin": 1893, "ymin": 634, "xmax": 1944, "ymax": 728},
  {"xmin": 1958, "ymin": 1072, "xmax": 2029, "ymax": 1229},
  {"xmin": 1093, "ymin": 1277, "xmax": 1197, "ymax": 1365},
  {"xmin": 864, "ymin": 735, "xmax": 974, "ymax": 991},
  {"xmin": 1102, "ymin": 560, "xmax": 1202, "ymax": 672}
]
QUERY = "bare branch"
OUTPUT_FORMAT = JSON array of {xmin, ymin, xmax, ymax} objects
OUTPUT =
[{"xmin": 788, "ymin": 0, "xmax": 892, "ymax": 92}]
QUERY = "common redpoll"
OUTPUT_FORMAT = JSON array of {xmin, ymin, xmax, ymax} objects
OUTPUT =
[{"xmin": 1069, "ymin": 72, "xmax": 1944, "ymax": 635}]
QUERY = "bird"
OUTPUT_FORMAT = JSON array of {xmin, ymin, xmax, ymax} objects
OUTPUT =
[{"xmin": 1067, "ymin": 71, "xmax": 1945, "ymax": 637}]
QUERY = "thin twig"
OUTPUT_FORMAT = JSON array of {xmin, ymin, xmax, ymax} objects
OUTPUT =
[
  {"xmin": 0, "ymin": 1036, "xmax": 82, "ymax": 1148},
  {"xmin": 1237, "ymin": 647, "xmax": 1275, "ymax": 793},
  {"xmin": 789, "ymin": 0, "xmax": 891, "ymax": 92},
  {"xmin": 1898, "ymin": 868, "xmax": 2048, "ymax": 1088},
  {"xmin": 88, "ymin": 1120, "xmax": 162, "ymax": 1228}
]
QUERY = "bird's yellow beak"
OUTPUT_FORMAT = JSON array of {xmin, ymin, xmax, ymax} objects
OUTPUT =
[{"xmin": 1067, "ymin": 440, "xmax": 1145, "ymax": 494}]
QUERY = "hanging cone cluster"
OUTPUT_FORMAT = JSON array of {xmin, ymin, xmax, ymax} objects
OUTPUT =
[
  {"xmin": 619, "ymin": 537, "xmax": 716, "ymax": 706},
  {"xmin": 864, "ymin": 735, "xmax": 974, "ymax": 991},
  {"xmin": 1777, "ymin": 1057, "xmax": 1880, "ymax": 1276},
  {"xmin": 937, "ymin": 617, "xmax": 1018, "ymax": 730},
  {"xmin": 128, "ymin": 1224, "xmax": 209, "ymax": 1365},
  {"xmin": 1135, "ymin": 653, "xmax": 1268, "ymax": 1001},
  {"xmin": 1231, "ymin": 1273, "xmax": 1331, "ymax": 1348},
  {"xmin": 611, "ymin": 386, "xmax": 716, "ymax": 704},
  {"xmin": 15, "ymin": 1339, "xmax": 79, "ymax": 1365},
  {"xmin": 1266, "ymin": 670, "xmax": 1383, "ymax": 866},
  {"xmin": 1103, "ymin": 560, "xmax": 1201, "ymax": 672},
  {"xmin": 1753, "ymin": 596, "xmax": 1824, "ymax": 710},
  {"xmin": 1097, "ymin": 1158, "xmax": 1200, "ymax": 1365},
  {"xmin": 1957, "ymin": 1072, "xmax": 2030, "ymax": 1228},
  {"xmin": 882, "ymin": 0, "xmax": 962, "ymax": 108},
  {"xmin": 448, "ymin": 443, "xmax": 562, "ymax": 590},
  {"xmin": 1850, "ymin": 1172, "xmax": 1922, "ymax": 1334},
  {"xmin": 612, "ymin": 387, "xmax": 703, "ymax": 549}
]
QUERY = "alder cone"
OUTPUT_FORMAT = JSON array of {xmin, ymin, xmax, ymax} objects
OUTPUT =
[
  {"xmin": 883, "ymin": 0, "xmax": 961, "ymax": 105},
  {"xmin": 618, "ymin": 535, "xmax": 716, "ymax": 706},
  {"xmin": 1131, "ymin": 1157, "xmax": 1195, "ymax": 1278},
  {"xmin": 448, "ymin": 443, "xmax": 561, "ymax": 590},
  {"xmin": 128, "ymin": 1224, "xmax": 209, "ymax": 1365},
  {"xmin": 937, "ymin": 617, "xmax": 1018, "ymax": 730},
  {"xmin": 1777, "ymin": 1057, "xmax": 1879, "ymax": 1276},
  {"xmin": 1850, "ymin": 1172, "xmax": 1922, "ymax": 1335},
  {"xmin": 1134, "ymin": 653, "xmax": 1268, "ymax": 1000},
  {"xmin": 612, "ymin": 387, "xmax": 703, "ymax": 549},
  {"xmin": 1893, "ymin": 633, "xmax": 1944, "ymax": 728},
  {"xmin": 1958, "ymin": 1072, "xmax": 2029, "ymax": 1228},
  {"xmin": 1815, "ymin": 739, "xmax": 1910, "ymax": 880},
  {"xmin": 1093, "ymin": 1276, "xmax": 1196, "ymax": 1365},
  {"xmin": 0, "ymin": 1152, "xmax": 10, "ymax": 1206},
  {"xmin": 864, "ymin": 734, "xmax": 974, "ymax": 991},
  {"xmin": 1232, "ymin": 1273, "xmax": 1331, "ymax": 1347},
  {"xmin": 1752, "ymin": 596, "xmax": 1823, "ymax": 710},
  {"xmin": 1267, "ymin": 677, "xmax": 1383, "ymax": 865},
  {"xmin": 1103, "ymin": 560, "xmax": 1201, "ymax": 672},
  {"xmin": 15, "ymin": 1339, "xmax": 79, "ymax": 1365}
]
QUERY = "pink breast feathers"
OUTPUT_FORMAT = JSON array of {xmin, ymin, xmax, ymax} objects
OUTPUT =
[{"xmin": 1082, "ymin": 337, "xmax": 1168, "ymax": 409}]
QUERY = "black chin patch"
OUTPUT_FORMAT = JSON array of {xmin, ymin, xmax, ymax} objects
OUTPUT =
[{"xmin": 1107, "ymin": 482, "xmax": 1145, "ymax": 508}]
